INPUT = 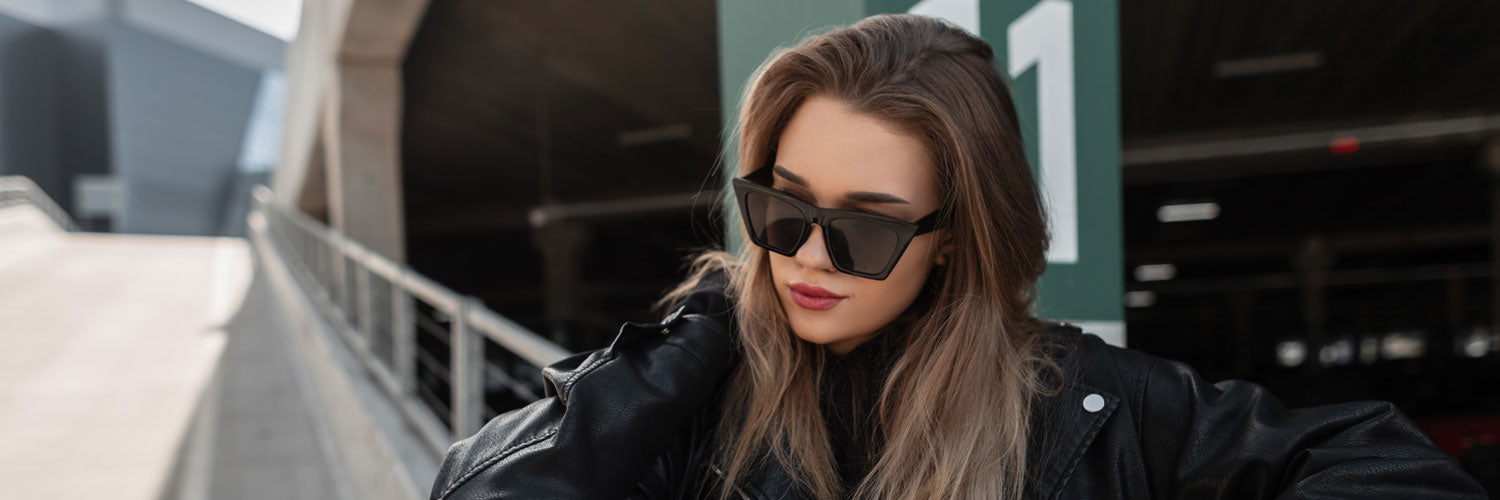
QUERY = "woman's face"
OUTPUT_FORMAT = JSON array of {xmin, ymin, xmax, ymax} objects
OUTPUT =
[{"xmin": 767, "ymin": 95, "xmax": 945, "ymax": 355}]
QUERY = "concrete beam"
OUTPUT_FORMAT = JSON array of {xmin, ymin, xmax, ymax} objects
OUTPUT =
[
  {"xmin": 270, "ymin": 0, "xmax": 340, "ymax": 213},
  {"xmin": 1124, "ymin": 113, "xmax": 1500, "ymax": 167},
  {"xmin": 338, "ymin": 0, "xmax": 429, "ymax": 62},
  {"xmin": 277, "ymin": 0, "xmax": 430, "ymax": 262},
  {"xmin": 1130, "ymin": 224, "xmax": 1489, "ymax": 264}
]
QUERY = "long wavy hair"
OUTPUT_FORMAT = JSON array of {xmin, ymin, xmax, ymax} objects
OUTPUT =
[{"xmin": 655, "ymin": 13, "xmax": 1062, "ymax": 500}]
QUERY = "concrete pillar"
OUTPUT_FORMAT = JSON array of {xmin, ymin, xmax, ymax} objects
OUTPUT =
[
  {"xmin": 1443, "ymin": 267, "xmax": 1465, "ymax": 360},
  {"xmin": 1229, "ymin": 290, "xmax": 1256, "ymax": 377},
  {"xmin": 279, "ymin": 0, "xmax": 430, "ymax": 262},
  {"xmin": 323, "ymin": 62, "xmax": 407, "ymax": 261},
  {"xmin": 1195, "ymin": 297, "xmax": 1216, "ymax": 374},
  {"xmin": 1294, "ymin": 235, "xmax": 1332, "ymax": 385},
  {"xmin": 532, "ymin": 223, "xmax": 593, "ymax": 348},
  {"xmin": 1295, "ymin": 235, "xmax": 1331, "ymax": 336}
]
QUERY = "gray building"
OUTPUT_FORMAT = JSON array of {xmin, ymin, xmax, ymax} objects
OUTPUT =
[{"xmin": 0, "ymin": 0, "xmax": 285, "ymax": 235}]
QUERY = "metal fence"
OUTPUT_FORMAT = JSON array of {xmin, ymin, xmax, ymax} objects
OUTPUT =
[
  {"xmin": 249, "ymin": 186, "xmax": 571, "ymax": 456},
  {"xmin": 0, "ymin": 176, "xmax": 79, "ymax": 231}
]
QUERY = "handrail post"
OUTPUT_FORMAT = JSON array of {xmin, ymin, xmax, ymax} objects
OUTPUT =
[
  {"xmin": 332, "ymin": 238, "xmax": 349, "ymax": 320},
  {"xmin": 450, "ymin": 296, "xmax": 485, "ymax": 441},
  {"xmin": 356, "ymin": 256, "xmax": 374, "ymax": 341},
  {"xmin": 320, "ymin": 234, "xmax": 333, "ymax": 300},
  {"xmin": 392, "ymin": 270, "xmax": 416, "ymax": 397}
]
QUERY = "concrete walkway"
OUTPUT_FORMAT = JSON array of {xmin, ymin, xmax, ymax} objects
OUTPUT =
[{"xmin": 0, "ymin": 205, "xmax": 344, "ymax": 499}]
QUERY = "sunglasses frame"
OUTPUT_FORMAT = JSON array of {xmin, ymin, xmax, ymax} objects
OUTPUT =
[{"xmin": 731, "ymin": 164, "xmax": 943, "ymax": 280}]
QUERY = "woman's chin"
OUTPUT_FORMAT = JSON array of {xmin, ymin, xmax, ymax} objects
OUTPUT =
[{"xmin": 786, "ymin": 314, "xmax": 850, "ymax": 346}]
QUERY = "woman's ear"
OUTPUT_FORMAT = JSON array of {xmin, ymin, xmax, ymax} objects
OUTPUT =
[{"xmin": 934, "ymin": 232, "xmax": 955, "ymax": 266}]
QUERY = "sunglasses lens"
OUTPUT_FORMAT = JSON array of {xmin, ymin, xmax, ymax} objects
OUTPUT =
[
  {"xmin": 745, "ymin": 191, "xmax": 807, "ymax": 253},
  {"xmin": 827, "ymin": 218, "xmax": 900, "ymax": 275}
]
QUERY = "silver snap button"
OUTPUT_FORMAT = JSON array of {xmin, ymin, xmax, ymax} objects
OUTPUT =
[
  {"xmin": 664, "ymin": 304, "xmax": 686, "ymax": 324},
  {"xmin": 1082, "ymin": 393, "xmax": 1105, "ymax": 413}
]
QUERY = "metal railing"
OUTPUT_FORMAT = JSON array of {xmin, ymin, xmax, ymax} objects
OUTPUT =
[
  {"xmin": 249, "ymin": 185, "xmax": 572, "ymax": 456},
  {"xmin": 0, "ymin": 176, "xmax": 80, "ymax": 231}
]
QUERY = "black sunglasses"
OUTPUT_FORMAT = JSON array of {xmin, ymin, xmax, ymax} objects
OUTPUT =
[{"xmin": 731, "ymin": 163, "xmax": 943, "ymax": 280}]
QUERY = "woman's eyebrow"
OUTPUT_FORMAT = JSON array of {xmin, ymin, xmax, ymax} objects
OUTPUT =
[{"xmin": 773, "ymin": 164, "xmax": 912, "ymax": 204}]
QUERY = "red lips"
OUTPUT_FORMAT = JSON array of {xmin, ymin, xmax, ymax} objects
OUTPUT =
[
  {"xmin": 789, "ymin": 282, "xmax": 845, "ymax": 298},
  {"xmin": 788, "ymin": 282, "xmax": 847, "ymax": 311}
]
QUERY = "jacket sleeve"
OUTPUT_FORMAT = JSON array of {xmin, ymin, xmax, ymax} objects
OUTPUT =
[
  {"xmin": 427, "ymin": 276, "xmax": 737, "ymax": 500},
  {"xmin": 1137, "ymin": 356, "xmax": 1488, "ymax": 499}
]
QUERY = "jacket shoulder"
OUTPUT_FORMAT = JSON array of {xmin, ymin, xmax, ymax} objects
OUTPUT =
[
  {"xmin": 1038, "ymin": 320, "xmax": 1158, "ymax": 400},
  {"xmin": 1037, "ymin": 321, "xmax": 1488, "ymax": 498}
]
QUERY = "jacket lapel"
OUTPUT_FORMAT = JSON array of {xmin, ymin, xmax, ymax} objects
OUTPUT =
[
  {"xmin": 1025, "ymin": 323, "xmax": 1121, "ymax": 499},
  {"xmin": 1024, "ymin": 382, "xmax": 1120, "ymax": 499}
]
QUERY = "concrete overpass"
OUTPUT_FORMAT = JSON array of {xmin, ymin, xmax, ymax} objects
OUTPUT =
[{"xmin": 1, "ymin": 176, "xmax": 565, "ymax": 499}]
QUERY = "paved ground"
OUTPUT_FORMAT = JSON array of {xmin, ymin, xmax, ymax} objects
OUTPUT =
[{"xmin": 0, "ymin": 205, "xmax": 343, "ymax": 500}]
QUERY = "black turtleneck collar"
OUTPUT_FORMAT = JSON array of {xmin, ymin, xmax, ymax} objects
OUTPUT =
[{"xmin": 817, "ymin": 309, "xmax": 917, "ymax": 496}]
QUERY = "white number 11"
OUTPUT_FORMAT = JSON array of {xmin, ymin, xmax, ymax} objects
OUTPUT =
[
  {"xmin": 909, "ymin": 0, "xmax": 1079, "ymax": 264},
  {"xmin": 1009, "ymin": 0, "xmax": 1078, "ymax": 264}
]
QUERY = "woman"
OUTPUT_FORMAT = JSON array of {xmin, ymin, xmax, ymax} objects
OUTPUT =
[{"xmin": 428, "ymin": 13, "xmax": 1486, "ymax": 500}]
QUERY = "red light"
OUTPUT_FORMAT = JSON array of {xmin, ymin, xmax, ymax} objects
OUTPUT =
[{"xmin": 1330, "ymin": 136, "xmax": 1360, "ymax": 155}]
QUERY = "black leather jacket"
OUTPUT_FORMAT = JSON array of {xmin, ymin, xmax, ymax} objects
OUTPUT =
[{"xmin": 428, "ymin": 283, "xmax": 1488, "ymax": 499}]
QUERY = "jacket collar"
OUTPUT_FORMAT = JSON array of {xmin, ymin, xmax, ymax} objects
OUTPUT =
[
  {"xmin": 1023, "ymin": 322, "xmax": 1121, "ymax": 499},
  {"xmin": 732, "ymin": 322, "xmax": 1119, "ymax": 500}
]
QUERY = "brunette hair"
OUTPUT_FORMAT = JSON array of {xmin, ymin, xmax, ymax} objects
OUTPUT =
[{"xmin": 656, "ymin": 12, "xmax": 1062, "ymax": 500}]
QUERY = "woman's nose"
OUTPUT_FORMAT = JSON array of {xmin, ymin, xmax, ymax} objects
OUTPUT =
[{"xmin": 794, "ymin": 223, "xmax": 837, "ymax": 273}]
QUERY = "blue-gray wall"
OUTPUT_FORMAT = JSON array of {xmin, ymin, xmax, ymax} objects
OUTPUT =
[
  {"xmin": 109, "ymin": 24, "xmax": 260, "ymax": 236},
  {"xmin": 54, "ymin": 22, "xmax": 113, "ymax": 185},
  {"xmin": 0, "ymin": 13, "xmax": 64, "ymax": 204},
  {"xmin": 0, "ymin": 12, "xmax": 264, "ymax": 235}
]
